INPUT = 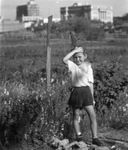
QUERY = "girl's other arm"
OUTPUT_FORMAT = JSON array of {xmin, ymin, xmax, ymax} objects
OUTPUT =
[
  {"xmin": 89, "ymin": 82, "xmax": 94, "ymax": 97},
  {"xmin": 89, "ymin": 82, "xmax": 95, "ymax": 105},
  {"xmin": 88, "ymin": 64, "xmax": 95, "ymax": 104}
]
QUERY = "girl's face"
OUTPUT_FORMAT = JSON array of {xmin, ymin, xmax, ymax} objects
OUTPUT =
[{"xmin": 73, "ymin": 52, "xmax": 86, "ymax": 66}]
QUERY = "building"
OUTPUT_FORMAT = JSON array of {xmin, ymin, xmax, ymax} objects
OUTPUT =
[
  {"xmin": 60, "ymin": 3, "xmax": 91, "ymax": 20},
  {"xmin": 43, "ymin": 18, "xmax": 61, "ymax": 23},
  {"xmin": 60, "ymin": 3, "xmax": 113, "ymax": 23},
  {"xmin": 27, "ymin": 0, "xmax": 39, "ymax": 16},
  {"xmin": 91, "ymin": 5, "xmax": 113, "ymax": 23},
  {"xmin": 16, "ymin": 0, "xmax": 41, "ymax": 22},
  {"xmin": 16, "ymin": 5, "xmax": 28, "ymax": 21}
]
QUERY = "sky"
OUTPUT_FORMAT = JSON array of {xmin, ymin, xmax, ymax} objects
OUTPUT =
[{"xmin": 1, "ymin": 0, "xmax": 128, "ymax": 20}]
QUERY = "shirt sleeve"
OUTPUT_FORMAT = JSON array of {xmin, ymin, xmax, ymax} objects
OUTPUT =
[
  {"xmin": 87, "ymin": 64, "xmax": 94, "ymax": 83},
  {"xmin": 67, "ymin": 60, "xmax": 76, "ymax": 73}
]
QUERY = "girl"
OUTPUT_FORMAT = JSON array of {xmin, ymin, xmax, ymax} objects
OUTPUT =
[{"xmin": 63, "ymin": 47, "xmax": 103, "ymax": 146}]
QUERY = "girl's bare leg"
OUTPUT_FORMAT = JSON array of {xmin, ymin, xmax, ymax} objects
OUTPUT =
[
  {"xmin": 73, "ymin": 109, "xmax": 81, "ymax": 135},
  {"xmin": 85, "ymin": 105, "xmax": 97, "ymax": 138}
]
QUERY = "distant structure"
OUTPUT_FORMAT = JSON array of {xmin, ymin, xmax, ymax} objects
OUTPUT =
[
  {"xmin": 0, "ymin": 15, "xmax": 3, "ymax": 22},
  {"xmin": 16, "ymin": 0, "xmax": 42, "ymax": 22},
  {"xmin": 60, "ymin": 3, "xmax": 113, "ymax": 23},
  {"xmin": 61, "ymin": 3, "xmax": 91, "ymax": 20},
  {"xmin": 43, "ymin": 18, "xmax": 61, "ymax": 23},
  {"xmin": 91, "ymin": 5, "xmax": 113, "ymax": 23}
]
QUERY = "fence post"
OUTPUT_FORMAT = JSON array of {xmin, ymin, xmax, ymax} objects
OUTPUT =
[{"xmin": 46, "ymin": 15, "xmax": 52, "ymax": 90}]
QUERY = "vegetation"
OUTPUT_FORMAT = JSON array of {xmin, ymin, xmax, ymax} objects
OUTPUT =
[
  {"xmin": 0, "ymin": 18, "xmax": 128, "ymax": 149},
  {"xmin": 113, "ymin": 13, "xmax": 128, "ymax": 26}
]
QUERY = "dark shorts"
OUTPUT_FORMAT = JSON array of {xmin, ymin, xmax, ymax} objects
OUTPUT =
[{"xmin": 68, "ymin": 86, "xmax": 93, "ymax": 109}]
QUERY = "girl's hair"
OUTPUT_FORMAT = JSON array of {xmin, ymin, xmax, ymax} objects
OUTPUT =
[{"xmin": 82, "ymin": 47, "xmax": 87, "ymax": 55}]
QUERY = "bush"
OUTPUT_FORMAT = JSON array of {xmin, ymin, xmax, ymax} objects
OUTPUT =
[
  {"xmin": 50, "ymin": 18, "xmax": 105, "ymax": 41},
  {"xmin": 0, "ymin": 81, "xmax": 42, "ymax": 144},
  {"xmin": 94, "ymin": 60, "xmax": 128, "ymax": 126},
  {"xmin": 0, "ymin": 68, "xmax": 72, "ymax": 146},
  {"xmin": 86, "ymin": 27, "xmax": 105, "ymax": 41}
]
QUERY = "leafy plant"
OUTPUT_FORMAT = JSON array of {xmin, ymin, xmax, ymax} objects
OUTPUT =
[{"xmin": 94, "ymin": 59, "xmax": 128, "ymax": 126}]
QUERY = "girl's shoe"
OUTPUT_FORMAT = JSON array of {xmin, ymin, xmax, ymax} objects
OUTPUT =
[
  {"xmin": 92, "ymin": 138, "xmax": 104, "ymax": 146},
  {"xmin": 76, "ymin": 134, "xmax": 83, "ymax": 142}
]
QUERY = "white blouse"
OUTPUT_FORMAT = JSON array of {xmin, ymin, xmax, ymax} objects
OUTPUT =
[{"xmin": 67, "ymin": 60, "xmax": 94, "ymax": 87}]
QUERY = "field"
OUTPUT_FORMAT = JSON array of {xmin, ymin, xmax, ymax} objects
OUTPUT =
[
  {"xmin": 0, "ymin": 21, "xmax": 24, "ymax": 33},
  {"xmin": 0, "ymin": 29, "xmax": 128, "ymax": 150}
]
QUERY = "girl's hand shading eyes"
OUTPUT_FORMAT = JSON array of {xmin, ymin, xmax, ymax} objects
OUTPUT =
[{"xmin": 74, "ymin": 47, "xmax": 84, "ymax": 53}]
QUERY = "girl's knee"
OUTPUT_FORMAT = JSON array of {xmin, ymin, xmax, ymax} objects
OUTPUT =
[
  {"xmin": 85, "ymin": 106, "xmax": 96, "ymax": 119},
  {"xmin": 89, "ymin": 111, "xmax": 97, "ymax": 123}
]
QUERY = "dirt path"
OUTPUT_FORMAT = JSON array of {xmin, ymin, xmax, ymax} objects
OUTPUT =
[{"xmin": 99, "ymin": 127, "xmax": 128, "ymax": 141}]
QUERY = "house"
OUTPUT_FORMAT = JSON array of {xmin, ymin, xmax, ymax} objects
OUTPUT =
[{"xmin": 60, "ymin": 3, "xmax": 113, "ymax": 23}]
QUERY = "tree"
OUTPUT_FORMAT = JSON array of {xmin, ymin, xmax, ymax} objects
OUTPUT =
[{"xmin": 122, "ymin": 13, "xmax": 128, "ymax": 22}]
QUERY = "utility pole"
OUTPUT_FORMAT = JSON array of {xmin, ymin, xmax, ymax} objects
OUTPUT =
[{"xmin": 46, "ymin": 15, "xmax": 52, "ymax": 90}]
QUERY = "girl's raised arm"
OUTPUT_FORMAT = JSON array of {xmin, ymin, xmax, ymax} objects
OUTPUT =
[{"xmin": 63, "ymin": 47, "xmax": 83, "ymax": 64}]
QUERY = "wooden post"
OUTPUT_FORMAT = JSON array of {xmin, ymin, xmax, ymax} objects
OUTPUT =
[
  {"xmin": 46, "ymin": 46, "xmax": 51, "ymax": 89},
  {"xmin": 46, "ymin": 15, "xmax": 52, "ymax": 90}
]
